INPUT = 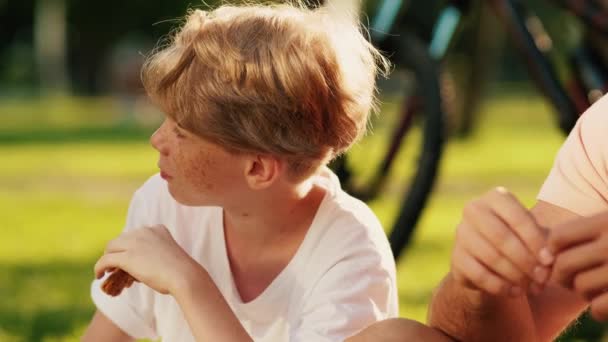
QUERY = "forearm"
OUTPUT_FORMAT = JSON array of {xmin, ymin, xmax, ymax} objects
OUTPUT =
[
  {"xmin": 428, "ymin": 272, "xmax": 538, "ymax": 342},
  {"xmin": 82, "ymin": 311, "xmax": 135, "ymax": 342},
  {"xmin": 173, "ymin": 259, "xmax": 252, "ymax": 342}
]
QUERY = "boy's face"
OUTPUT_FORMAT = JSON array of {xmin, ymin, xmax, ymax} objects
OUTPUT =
[{"xmin": 150, "ymin": 118, "xmax": 247, "ymax": 206}]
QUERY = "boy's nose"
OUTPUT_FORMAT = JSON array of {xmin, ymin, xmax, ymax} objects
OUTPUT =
[{"xmin": 150, "ymin": 121, "xmax": 169, "ymax": 156}]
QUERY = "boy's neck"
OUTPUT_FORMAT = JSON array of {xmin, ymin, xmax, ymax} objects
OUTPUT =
[{"xmin": 222, "ymin": 177, "xmax": 325, "ymax": 249}]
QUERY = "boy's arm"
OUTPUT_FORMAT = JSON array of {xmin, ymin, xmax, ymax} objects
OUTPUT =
[
  {"xmin": 428, "ymin": 201, "xmax": 587, "ymax": 342},
  {"xmin": 81, "ymin": 311, "xmax": 134, "ymax": 342}
]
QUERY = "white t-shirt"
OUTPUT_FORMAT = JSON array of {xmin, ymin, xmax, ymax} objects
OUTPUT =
[{"xmin": 91, "ymin": 168, "xmax": 398, "ymax": 341}]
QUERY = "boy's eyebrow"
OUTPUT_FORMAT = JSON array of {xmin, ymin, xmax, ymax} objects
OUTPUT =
[{"xmin": 174, "ymin": 122, "xmax": 191, "ymax": 136}]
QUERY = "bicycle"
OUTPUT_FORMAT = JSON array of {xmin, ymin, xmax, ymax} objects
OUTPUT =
[{"xmin": 319, "ymin": 0, "xmax": 608, "ymax": 261}]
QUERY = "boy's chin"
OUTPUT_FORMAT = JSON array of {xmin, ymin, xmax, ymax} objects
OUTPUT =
[{"xmin": 167, "ymin": 186, "xmax": 209, "ymax": 207}]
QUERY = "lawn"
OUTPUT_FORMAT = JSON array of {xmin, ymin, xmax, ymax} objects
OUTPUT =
[{"xmin": 0, "ymin": 93, "xmax": 602, "ymax": 341}]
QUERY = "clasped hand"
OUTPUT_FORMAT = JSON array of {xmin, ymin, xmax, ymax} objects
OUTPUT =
[
  {"xmin": 95, "ymin": 224, "xmax": 196, "ymax": 295},
  {"xmin": 451, "ymin": 187, "xmax": 608, "ymax": 320}
]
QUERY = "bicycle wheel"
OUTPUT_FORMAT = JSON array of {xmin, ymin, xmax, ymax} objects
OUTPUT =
[
  {"xmin": 435, "ymin": 1, "xmax": 503, "ymax": 139},
  {"xmin": 331, "ymin": 31, "xmax": 446, "ymax": 260}
]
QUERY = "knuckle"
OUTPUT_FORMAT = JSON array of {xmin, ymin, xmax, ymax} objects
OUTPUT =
[
  {"xmin": 572, "ymin": 274, "xmax": 584, "ymax": 292},
  {"xmin": 450, "ymin": 266, "xmax": 466, "ymax": 285},
  {"xmin": 483, "ymin": 277, "xmax": 506, "ymax": 295},
  {"xmin": 514, "ymin": 254, "xmax": 537, "ymax": 276},
  {"xmin": 554, "ymin": 254, "xmax": 573, "ymax": 274},
  {"xmin": 495, "ymin": 258, "xmax": 525, "ymax": 284},
  {"xmin": 496, "ymin": 229, "xmax": 519, "ymax": 255},
  {"xmin": 471, "ymin": 270, "xmax": 499, "ymax": 294},
  {"xmin": 510, "ymin": 212, "xmax": 534, "ymax": 233},
  {"xmin": 597, "ymin": 237, "xmax": 608, "ymax": 254},
  {"xmin": 549, "ymin": 228, "xmax": 564, "ymax": 244},
  {"xmin": 483, "ymin": 247, "xmax": 501, "ymax": 266},
  {"xmin": 506, "ymin": 266, "xmax": 526, "ymax": 284},
  {"xmin": 572, "ymin": 275, "xmax": 592, "ymax": 299},
  {"xmin": 552, "ymin": 256, "xmax": 574, "ymax": 285},
  {"xmin": 470, "ymin": 267, "xmax": 491, "ymax": 289}
]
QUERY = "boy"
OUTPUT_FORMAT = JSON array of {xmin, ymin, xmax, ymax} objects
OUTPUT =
[{"xmin": 82, "ymin": 2, "xmax": 397, "ymax": 341}]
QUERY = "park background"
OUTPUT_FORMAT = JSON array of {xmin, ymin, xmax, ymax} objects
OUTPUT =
[{"xmin": 1, "ymin": 0, "xmax": 607, "ymax": 340}]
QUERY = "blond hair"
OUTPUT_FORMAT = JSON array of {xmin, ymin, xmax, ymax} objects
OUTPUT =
[{"xmin": 142, "ymin": 2, "xmax": 388, "ymax": 181}]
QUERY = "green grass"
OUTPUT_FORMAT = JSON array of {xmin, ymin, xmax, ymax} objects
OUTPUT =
[{"xmin": 0, "ymin": 94, "xmax": 601, "ymax": 340}]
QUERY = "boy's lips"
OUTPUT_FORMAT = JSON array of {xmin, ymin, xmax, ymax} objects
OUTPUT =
[{"xmin": 159, "ymin": 168, "xmax": 173, "ymax": 180}]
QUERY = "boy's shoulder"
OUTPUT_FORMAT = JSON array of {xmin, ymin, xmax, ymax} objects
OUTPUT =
[
  {"xmin": 316, "ymin": 168, "xmax": 384, "ymax": 234},
  {"xmin": 323, "ymin": 191, "xmax": 389, "ymax": 255},
  {"xmin": 311, "ymin": 169, "xmax": 393, "ymax": 266}
]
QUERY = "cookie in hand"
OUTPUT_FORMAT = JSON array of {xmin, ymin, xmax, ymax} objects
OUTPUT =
[{"xmin": 101, "ymin": 269, "xmax": 136, "ymax": 296}]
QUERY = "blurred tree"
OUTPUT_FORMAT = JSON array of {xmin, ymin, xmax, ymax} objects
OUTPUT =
[
  {"xmin": 0, "ymin": 0, "xmax": 222, "ymax": 94},
  {"xmin": 0, "ymin": 0, "xmax": 36, "ymax": 92},
  {"xmin": 66, "ymin": 0, "xmax": 198, "ymax": 94},
  {"xmin": 34, "ymin": 0, "xmax": 69, "ymax": 93}
]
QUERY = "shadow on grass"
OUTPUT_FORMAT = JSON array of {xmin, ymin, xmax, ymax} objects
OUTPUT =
[
  {"xmin": 0, "ymin": 125, "xmax": 155, "ymax": 145},
  {"xmin": 0, "ymin": 259, "xmax": 98, "ymax": 341}
]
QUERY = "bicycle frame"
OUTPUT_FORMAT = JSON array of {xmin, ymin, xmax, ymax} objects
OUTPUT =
[
  {"xmin": 427, "ymin": 0, "xmax": 583, "ymax": 134},
  {"xmin": 366, "ymin": 0, "xmax": 592, "ymax": 187}
]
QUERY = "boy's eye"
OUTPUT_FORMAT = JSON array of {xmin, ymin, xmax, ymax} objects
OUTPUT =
[{"xmin": 173, "ymin": 126, "xmax": 186, "ymax": 138}]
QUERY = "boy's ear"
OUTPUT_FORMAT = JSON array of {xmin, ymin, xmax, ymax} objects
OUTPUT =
[{"xmin": 243, "ymin": 154, "xmax": 284, "ymax": 190}]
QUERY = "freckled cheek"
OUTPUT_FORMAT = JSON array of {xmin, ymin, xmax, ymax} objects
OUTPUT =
[{"xmin": 178, "ymin": 152, "xmax": 213, "ymax": 192}]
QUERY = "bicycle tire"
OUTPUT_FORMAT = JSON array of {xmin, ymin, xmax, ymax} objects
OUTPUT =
[
  {"xmin": 333, "ymin": 32, "xmax": 446, "ymax": 261},
  {"xmin": 387, "ymin": 32, "xmax": 445, "ymax": 260}
]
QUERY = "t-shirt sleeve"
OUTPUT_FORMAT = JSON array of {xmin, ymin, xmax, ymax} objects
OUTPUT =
[
  {"xmin": 90, "ymin": 186, "xmax": 159, "ymax": 339},
  {"xmin": 538, "ymin": 95, "xmax": 608, "ymax": 216},
  {"xmin": 289, "ymin": 235, "xmax": 398, "ymax": 342}
]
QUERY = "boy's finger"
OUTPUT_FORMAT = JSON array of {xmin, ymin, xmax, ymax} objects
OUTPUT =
[
  {"xmin": 105, "ymin": 236, "xmax": 130, "ymax": 254},
  {"xmin": 94, "ymin": 252, "xmax": 126, "ymax": 279}
]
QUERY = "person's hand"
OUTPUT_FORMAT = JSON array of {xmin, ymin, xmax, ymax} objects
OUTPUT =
[
  {"xmin": 95, "ymin": 224, "xmax": 196, "ymax": 295},
  {"xmin": 549, "ymin": 212, "xmax": 608, "ymax": 321},
  {"xmin": 451, "ymin": 187, "xmax": 554, "ymax": 296}
]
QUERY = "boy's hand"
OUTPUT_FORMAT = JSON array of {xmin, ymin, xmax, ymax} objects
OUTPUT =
[
  {"xmin": 95, "ymin": 224, "xmax": 195, "ymax": 295},
  {"xmin": 549, "ymin": 212, "xmax": 608, "ymax": 321},
  {"xmin": 451, "ymin": 187, "xmax": 554, "ymax": 296}
]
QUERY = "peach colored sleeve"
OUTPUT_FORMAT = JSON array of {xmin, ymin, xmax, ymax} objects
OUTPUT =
[{"xmin": 537, "ymin": 95, "xmax": 608, "ymax": 216}]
